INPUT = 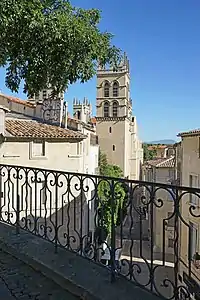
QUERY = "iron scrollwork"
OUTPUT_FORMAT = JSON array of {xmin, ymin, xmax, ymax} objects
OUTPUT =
[{"xmin": 0, "ymin": 164, "xmax": 199, "ymax": 300}]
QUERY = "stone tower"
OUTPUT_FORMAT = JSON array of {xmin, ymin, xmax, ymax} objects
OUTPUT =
[
  {"xmin": 73, "ymin": 97, "xmax": 92, "ymax": 123},
  {"xmin": 96, "ymin": 53, "xmax": 143, "ymax": 179}
]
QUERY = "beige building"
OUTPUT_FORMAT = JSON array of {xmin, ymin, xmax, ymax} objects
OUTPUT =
[
  {"xmin": 0, "ymin": 93, "xmax": 99, "ymax": 252},
  {"xmin": 147, "ymin": 144, "xmax": 175, "ymax": 159},
  {"xmin": 96, "ymin": 53, "xmax": 143, "ymax": 179},
  {"xmin": 143, "ymin": 156, "xmax": 176, "ymax": 257},
  {"xmin": 177, "ymin": 129, "xmax": 200, "ymax": 300}
]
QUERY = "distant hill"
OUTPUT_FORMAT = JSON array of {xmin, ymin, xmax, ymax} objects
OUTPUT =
[{"xmin": 147, "ymin": 139, "xmax": 176, "ymax": 145}]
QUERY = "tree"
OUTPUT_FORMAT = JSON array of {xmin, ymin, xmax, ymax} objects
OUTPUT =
[
  {"xmin": 96, "ymin": 151, "xmax": 126, "ymax": 242},
  {"xmin": 143, "ymin": 143, "xmax": 156, "ymax": 161},
  {"xmin": 0, "ymin": 0, "xmax": 121, "ymax": 96}
]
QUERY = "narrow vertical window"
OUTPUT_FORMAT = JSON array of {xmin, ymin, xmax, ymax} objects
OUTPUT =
[
  {"xmin": 109, "ymin": 127, "xmax": 112, "ymax": 133},
  {"xmin": 113, "ymin": 82, "xmax": 119, "ymax": 97},
  {"xmin": 104, "ymin": 102, "xmax": 109, "ymax": 117},
  {"xmin": 198, "ymin": 137, "xmax": 200, "ymax": 158},
  {"xmin": 113, "ymin": 101, "xmax": 118, "ymax": 117},
  {"xmin": 113, "ymin": 145, "xmax": 115, "ymax": 151},
  {"xmin": 104, "ymin": 82, "xmax": 110, "ymax": 97}
]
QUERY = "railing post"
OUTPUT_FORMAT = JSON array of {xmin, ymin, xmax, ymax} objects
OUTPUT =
[
  {"xmin": 110, "ymin": 179, "xmax": 116, "ymax": 283},
  {"xmin": 55, "ymin": 174, "xmax": 58, "ymax": 254},
  {"xmin": 16, "ymin": 194, "xmax": 20, "ymax": 235}
]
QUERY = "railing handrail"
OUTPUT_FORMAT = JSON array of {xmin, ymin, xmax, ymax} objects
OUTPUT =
[{"xmin": 1, "ymin": 163, "xmax": 200, "ymax": 193}]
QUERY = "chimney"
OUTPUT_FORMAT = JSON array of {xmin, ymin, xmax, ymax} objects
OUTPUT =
[
  {"xmin": 63, "ymin": 102, "xmax": 68, "ymax": 128},
  {"xmin": 0, "ymin": 105, "xmax": 10, "ymax": 136}
]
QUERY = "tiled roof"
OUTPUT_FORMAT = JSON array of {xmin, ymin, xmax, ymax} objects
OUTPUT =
[
  {"xmin": 148, "ymin": 145, "xmax": 167, "ymax": 150},
  {"xmin": 144, "ymin": 157, "xmax": 175, "ymax": 168},
  {"xmin": 90, "ymin": 117, "xmax": 96, "ymax": 125},
  {"xmin": 5, "ymin": 119, "xmax": 86, "ymax": 140},
  {"xmin": 0, "ymin": 94, "xmax": 35, "ymax": 108},
  {"xmin": 177, "ymin": 129, "xmax": 200, "ymax": 137}
]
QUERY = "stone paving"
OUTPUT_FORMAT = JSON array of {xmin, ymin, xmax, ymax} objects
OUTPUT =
[
  {"xmin": 0, "ymin": 222, "xmax": 162, "ymax": 300},
  {"xmin": 0, "ymin": 248, "xmax": 78, "ymax": 300}
]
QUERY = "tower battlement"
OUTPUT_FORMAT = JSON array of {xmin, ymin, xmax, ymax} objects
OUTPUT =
[
  {"xmin": 73, "ymin": 97, "xmax": 92, "ymax": 123},
  {"xmin": 97, "ymin": 52, "xmax": 130, "ymax": 74}
]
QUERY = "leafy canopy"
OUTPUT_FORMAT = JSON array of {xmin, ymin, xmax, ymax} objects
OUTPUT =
[
  {"xmin": 97, "ymin": 151, "xmax": 126, "ymax": 237},
  {"xmin": 0, "ymin": 0, "xmax": 121, "ymax": 95}
]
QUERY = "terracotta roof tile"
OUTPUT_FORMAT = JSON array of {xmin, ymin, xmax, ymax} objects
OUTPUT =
[
  {"xmin": 5, "ymin": 119, "xmax": 86, "ymax": 140},
  {"xmin": 148, "ymin": 145, "xmax": 167, "ymax": 150},
  {"xmin": 178, "ymin": 129, "xmax": 200, "ymax": 137},
  {"xmin": 0, "ymin": 94, "xmax": 35, "ymax": 108},
  {"xmin": 144, "ymin": 157, "xmax": 175, "ymax": 168}
]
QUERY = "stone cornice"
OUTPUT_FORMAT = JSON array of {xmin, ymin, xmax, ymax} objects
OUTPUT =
[{"xmin": 96, "ymin": 116, "xmax": 127, "ymax": 122}]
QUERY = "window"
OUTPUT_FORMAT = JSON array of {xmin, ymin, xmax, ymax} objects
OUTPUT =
[
  {"xmin": 104, "ymin": 102, "xmax": 109, "ymax": 117},
  {"xmin": 77, "ymin": 142, "xmax": 82, "ymax": 155},
  {"xmin": 104, "ymin": 82, "xmax": 109, "ymax": 97},
  {"xmin": 199, "ymin": 137, "xmax": 200, "ymax": 158},
  {"xmin": 113, "ymin": 145, "xmax": 115, "ymax": 151},
  {"xmin": 112, "ymin": 101, "xmax": 118, "ymax": 117},
  {"xmin": 167, "ymin": 212, "xmax": 175, "ymax": 227},
  {"xmin": 32, "ymin": 141, "xmax": 45, "ymax": 157},
  {"xmin": 77, "ymin": 111, "xmax": 81, "ymax": 120},
  {"xmin": 168, "ymin": 238, "xmax": 174, "ymax": 248},
  {"xmin": 43, "ymin": 90, "xmax": 47, "ymax": 99},
  {"xmin": 189, "ymin": 222, "xmax": 198, "ymax": 260},
  {"xmin": 113, "ymin": 82, "xmax": 119, "ymax": 97},
  {"xmin": 35, "ymin": 92, "xmax": 39, "ymax": 100},
  {"xmin": 189, "ymin": 175, "xmax": 199, "ymax": 205},
  {"xmin": 109, "ymin": 127, "xmax": 112, "ymax": 133}
]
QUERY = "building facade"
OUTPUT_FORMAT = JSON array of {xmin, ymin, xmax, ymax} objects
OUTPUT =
[
  {"xmin": 143, "ymin": 156, "xmax": 176, "ymax": 257},
  {"xmin": 0, "ymin": 93, "xmax": 99, "ymax": 252},
  {"xmin": 95, "ymin": 53, "xmax": 143, "ymax": 179},
  {"xmin": 177, "ymin": 130, "xmax": 200, "ymax": 300}
]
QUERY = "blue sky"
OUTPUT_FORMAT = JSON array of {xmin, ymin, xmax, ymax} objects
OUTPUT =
[{"xmin": 0, "ymin": 0, "xmax": 200, "ymax": 142}]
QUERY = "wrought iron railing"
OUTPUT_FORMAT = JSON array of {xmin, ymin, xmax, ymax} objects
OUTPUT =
[{"xmin": 0, "ymin": 164, "xmax": 199, "ymax": 300}]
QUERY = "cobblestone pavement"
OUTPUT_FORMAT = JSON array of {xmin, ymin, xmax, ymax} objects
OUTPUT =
[{"xmin": 0, "ymin": 249, "xmax": 79, "ymax": 300}]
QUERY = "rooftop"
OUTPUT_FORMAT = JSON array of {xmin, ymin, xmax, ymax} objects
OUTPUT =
[
  {"xmin": 0, "ymin": 93, "xmax": 35, "ymax": 108},
  {"xmin": 144, "ymin": 156, "xmax": 175, "ymax": 168},
  {"xmin": 148, "ymin": 145, "xmax": 168, "ymax": 150},
  {"xmin": 178, "ymin": 128, "xmax": 200, "ymax": 137},
  {"xmin": 5, "ymin": 119, "xmax": 86, "ymax": 140}
]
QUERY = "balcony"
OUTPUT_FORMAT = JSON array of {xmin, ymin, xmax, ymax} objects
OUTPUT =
[{"xmin": 0, "ymin": 164, "xmax": 199, "ymax": 300}]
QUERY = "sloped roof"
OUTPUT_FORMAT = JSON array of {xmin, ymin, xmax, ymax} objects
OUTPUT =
[
  {"xmin": 144, "ymin": 157, "xmax": 175, "ymax": 168},
  {"xmin": 177, "ymin": 129, "xmax": 200, "ymax": 137},
  {"xmin": 0, "ymin": 94, "xmax": 35, "ymax": 108},
  {"xmin": 148, "ymin": 145, "xmax": 167, "ymax": 150},
  {"xmin": 5, "ymin": 119, "xmax": 86, "ymax": 140}
]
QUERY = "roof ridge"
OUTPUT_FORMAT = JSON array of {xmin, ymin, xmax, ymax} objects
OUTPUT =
[{"xmin": 156, "ymin": 156, "xmax": 175, "ymax": 167}]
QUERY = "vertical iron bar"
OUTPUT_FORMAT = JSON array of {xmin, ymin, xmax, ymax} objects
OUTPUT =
[
  {"xmin": 55, "ymin": 173, "xmax": 58, "ymax": 253},
  {"xmin": 110, "ymin": 179, "xmax": 116, "ymax": 283},
  {"xmin": 16, "ymin": 194, "xmax": 20, "ymax": 235},
  {"xmin": 174, "ymin": 187, "xmax": 179, "ymax": 300},
  {"xmin": 80, "ymin": 175, "xmax": 83, "ymax": 255},
  {"xmin": 150, "ymin": 182, "xmax": 155, "ymax": 292},
  {"xmin": 16, "ymin": 168, "xmax": 20, "ymax": 235}
]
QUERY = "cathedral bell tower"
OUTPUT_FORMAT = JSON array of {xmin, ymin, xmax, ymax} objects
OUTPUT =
[{"xmin": 96, "ymin": 53, "xmax": 133, "ymax": 178}]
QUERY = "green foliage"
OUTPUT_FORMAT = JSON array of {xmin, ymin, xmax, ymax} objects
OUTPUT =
[
  {"xmin": 97, "ymin": 151, "xmax": 125, "ymax": 239},
  {"xmin": 0, "ymin": 0, "xmax": 121, "ymax": 95},
  {"xmin": 143, "ymin": 143, "xmax": 156, "ymax": 161}
]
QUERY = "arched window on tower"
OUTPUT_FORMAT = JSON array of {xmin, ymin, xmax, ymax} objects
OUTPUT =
[
  {"xmin": 104, "ymin": 102, "xmax": 109, "ymax": 117},
  {"xmin": 113, "ymin": 82, "xmax": 119, "ymax": 97},
  {"xmin": 113, "ymin": 101, "xmax": 118, "ymax": 117},
  {"xmin": 104, "ymin": 82, "xmax": 110, "ymax": 97}
]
